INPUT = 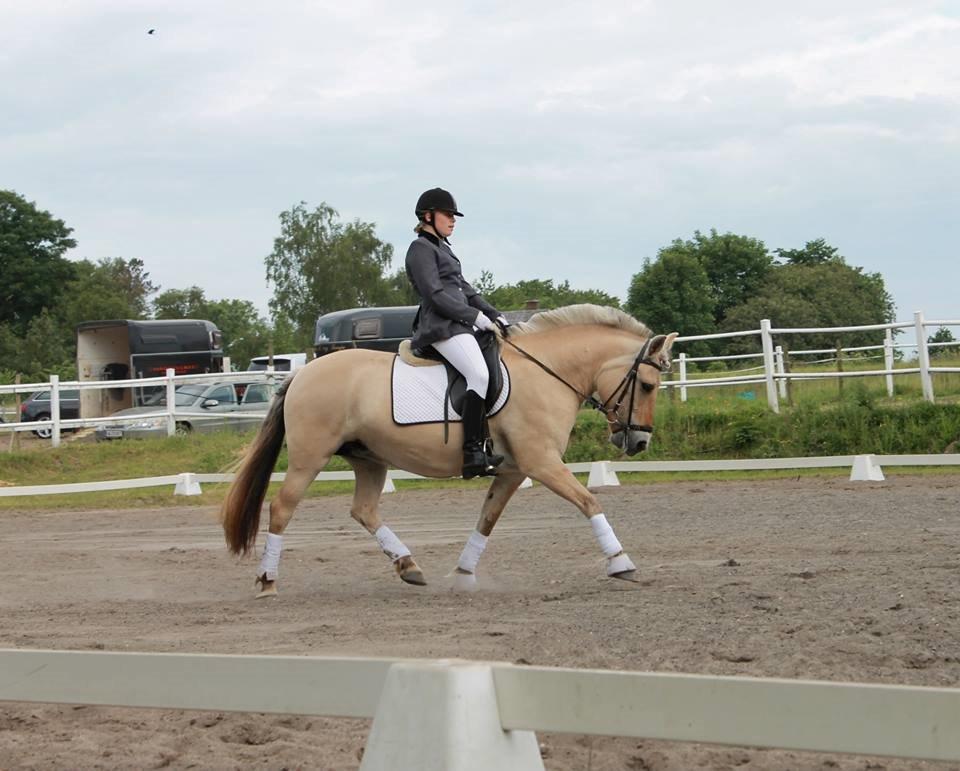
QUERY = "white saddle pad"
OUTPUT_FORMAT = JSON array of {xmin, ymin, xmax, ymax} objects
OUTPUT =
[{"xmin": 391, "ymin": 357, "xmax": 511, "ymax": 425}]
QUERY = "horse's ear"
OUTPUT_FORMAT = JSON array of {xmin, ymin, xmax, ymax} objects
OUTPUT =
[{"xmin": 647, "ymin": 332, "xmax": 679, "ymax": 370}]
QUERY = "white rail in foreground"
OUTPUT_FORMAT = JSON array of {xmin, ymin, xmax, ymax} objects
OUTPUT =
[
  {"xmin": 1, "ymin": 650, "xmax": 958, "ymax": 769},
  {"xmin": 0, "ymin": 454, "xmax": 957, "ymax": 498}
]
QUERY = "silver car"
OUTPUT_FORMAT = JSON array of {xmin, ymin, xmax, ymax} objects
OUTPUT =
[{"xmin": 95, "ymin": 381, "xmax": 274, "ymax": 440}]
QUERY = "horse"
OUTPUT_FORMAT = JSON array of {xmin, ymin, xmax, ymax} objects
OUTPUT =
[{"xmin": 221, "ymin": 304, "xmax": 677, "ymax": 597}]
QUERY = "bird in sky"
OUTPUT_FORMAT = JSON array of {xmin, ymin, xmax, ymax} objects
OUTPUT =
[{"xmin": 148, "ymin": 29, "xmax": 156, "ymax": 35}]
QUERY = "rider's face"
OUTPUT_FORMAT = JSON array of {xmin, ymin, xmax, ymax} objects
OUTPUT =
[{"xmin": 431, "ymin": 210, "xmax": 456, "ymax": 238}]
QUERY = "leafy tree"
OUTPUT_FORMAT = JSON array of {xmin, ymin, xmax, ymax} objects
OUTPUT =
[
  {"xmin": 480, "ymin": 277, "xmax": 620, "ymax": 311},
  {"xmin": 775, "ymin": 238, "xmax": 841, "ymax": 266},
  {"xmin": 5, "ymin": 310, "xmax": 76, "ymax": 381},
  {"xmin": 153, "ymin": 286, "xmax": 208, "ymax": 319},
  {"xmin": 720, "ymin": 261, "xmax": 895, "ymax": 352},
  {"xmin": 927, "ymin": 327, "xmax": 957, "ymax": 358},
  {"xmin": 265, "ymin": 202, "xmax": 395, "ymax": 345},
  {"xmin": 673, "ymin": 230, "xmax": 774, "ymax": 324},
  {"xmin": 626, "ymin": 251, "xmax": 715, "ymax": 355},
  {"xmin": 62, "ymin": 258, "xmax": 157, "ymax": 330},
  {"xmin": 0, "ymin": 190, "xmax": 77, "ymax": 333}
]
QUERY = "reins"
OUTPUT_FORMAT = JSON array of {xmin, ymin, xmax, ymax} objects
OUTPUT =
[{"xmin": 501, "ymin": 334, "xmax": 667, "ymax": 433}]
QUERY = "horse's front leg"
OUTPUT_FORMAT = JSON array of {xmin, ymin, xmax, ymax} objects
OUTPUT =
[
  {"xmin": 348, "ymin": 458, "xmax": 425, "ymax": 586},
  {"xmin": 452, "ymin": 471, "xmax": 526, "ymax": 590},
  {"xmin": 528, "ymin": 460, "xmax": 637, "ymax": 580}
]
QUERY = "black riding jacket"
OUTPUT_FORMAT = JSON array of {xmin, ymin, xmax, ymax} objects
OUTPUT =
[{"xmin": 404, "ymin": 231, "xmax": 500, "ymax": 350}]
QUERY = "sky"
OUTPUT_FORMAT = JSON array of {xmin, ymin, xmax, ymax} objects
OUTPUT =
[{"xmin": 2, "ymin": 1, "xmax": 959, "ymax": 330}]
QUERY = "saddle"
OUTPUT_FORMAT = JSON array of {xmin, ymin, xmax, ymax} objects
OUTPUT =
[{"xmin": 398, "ymin": 330, "xmax": 505, "ymax": 415}]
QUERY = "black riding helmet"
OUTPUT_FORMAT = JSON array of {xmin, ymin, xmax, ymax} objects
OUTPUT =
[{"xmin": 415, "ymin": 188, "xmax": 464, "ymax": 218}]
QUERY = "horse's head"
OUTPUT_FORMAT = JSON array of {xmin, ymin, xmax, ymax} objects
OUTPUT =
[{"xmin": 598, "ymin": 332, "xmax": 678, "ymax": 456}]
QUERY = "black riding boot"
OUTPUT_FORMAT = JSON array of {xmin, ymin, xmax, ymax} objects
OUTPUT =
[{"xmin": 461, "ymin": 390, "xmax": 503, "ymax": 479}]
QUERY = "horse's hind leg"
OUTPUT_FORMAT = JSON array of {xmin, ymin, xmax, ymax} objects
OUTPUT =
[
  {"xmin": 452, "ymin": 471, "xmax": 525, "ymax": 590},
  {"xmin": 347, "ymin": 458, "xmax": 426, "ymax": 586},
  {"xmin": 255, "ymin": 466, "xmax": 321, "ymax": 599}
]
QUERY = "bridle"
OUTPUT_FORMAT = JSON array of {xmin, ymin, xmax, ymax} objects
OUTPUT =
[{"xmin": 501, "ymin": 335, "xmax": 669, "ymax": 434}]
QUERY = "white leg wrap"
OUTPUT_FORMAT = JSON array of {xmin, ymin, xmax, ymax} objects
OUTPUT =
[
  {"xmin": 375, "ymin": 525, "xmax": 412, "ymax": 563},
  {"xmin": 258, "ymin": 532, "xmax": 282, "ymax": 581},
  {"xmin": 456, "ymin": 530, "xmax": 488, "ymax": 573},
  {"xmin": 590, "ymin": 513, "xmax": 623, "ymax": 558}
]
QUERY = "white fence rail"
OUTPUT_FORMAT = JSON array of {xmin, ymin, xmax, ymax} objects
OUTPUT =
[
  {"xmin": 1, "ymin": 649, "xmax": 958, "ymax": 768},
  {"xmin": 1, "ymin": 454, "xmax": 957, "ymax": 498},
  {"xmin": 671, "ymin": 311, "xmax": 960, "ymax": 412}
]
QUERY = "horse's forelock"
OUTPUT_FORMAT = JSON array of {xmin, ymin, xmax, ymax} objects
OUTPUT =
[{"xmin": 510, "ymin": 304, "xmax": 652, "ymax": 338}]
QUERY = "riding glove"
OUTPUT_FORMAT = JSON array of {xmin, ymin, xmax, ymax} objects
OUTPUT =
[
  {"xmin": 474, "ymin": 312, "xmax": 496, "ymax": 332},
  {"xmin": 495, "ymin": 316, "xmax": 512, "ymax": 337}
]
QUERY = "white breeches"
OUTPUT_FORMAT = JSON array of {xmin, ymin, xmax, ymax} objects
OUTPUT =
[{"xmin": 432, "ymin": 333, "xmax": 489, "ymax": 396}]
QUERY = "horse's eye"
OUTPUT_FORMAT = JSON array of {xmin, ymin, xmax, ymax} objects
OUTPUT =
[{"xmin": 641, "ymin": 382, "xmax": 655, "ymax": 393}]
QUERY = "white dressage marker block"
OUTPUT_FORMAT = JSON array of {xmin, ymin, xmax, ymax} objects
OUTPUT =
[
  {"xmin": 173, "ymin": 473, "xmax": 202, "ymax": 496},
  {"xmin": 361, "ymin": 660, "xmax": 544, "ymax": 771},
  {"xmin": 519, "ymin": 477, "xmax": 533, "ymax": 489},
  {"xmin": 587, "ymin": 461, "xmax": 620, "ymax": 488},
  {"xmin": 850, "ymin": 454, "xmax": 885, "ymax": 482},
  {"xmin": 381, "ymin": 476, "xmax": 396, "ymax": 494}
]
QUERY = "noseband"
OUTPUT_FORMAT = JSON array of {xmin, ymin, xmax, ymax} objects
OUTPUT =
[{"xmin": 502, "ymin": 335, "xmax": 668, "ymax": 434}]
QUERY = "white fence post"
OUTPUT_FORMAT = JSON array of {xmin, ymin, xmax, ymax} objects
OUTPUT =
[
  {"xmin": 775, "ymin": 345, "xmax": 787, "ymax": 400},
  {"xmin": 914, "ymin": 311, "xmax": 934, "ymax": 403},
  {"xmin": 678, "ymin": 353, "xmax": 688, "ymax": 402},
  {"xmin": 760, "ymin": 319, "xmax": 780, "ymax": 414},
  {"xmin": 50, "ymin": 374, "xmax": 61, "ymax": 448},
  {"xmin": 884, "ymin": 328, "xmax": 895, "ymax": 398},
  {"xmin": 222, "ymin": 355, "xmax": 231, "ymax": 373},
  {"xmin": 166, "ymin": 369, "xmax": 177, "ymax": 436}
]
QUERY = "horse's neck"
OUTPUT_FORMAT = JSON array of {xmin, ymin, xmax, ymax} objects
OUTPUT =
[{"xmin": 517, "ymin": 326, "xmax": 637, "ymax": 395}]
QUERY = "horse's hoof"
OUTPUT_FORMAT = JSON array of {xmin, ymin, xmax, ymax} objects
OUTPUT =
[
  {"xmin": 606, "ymin": 552, "xmax": 637, "ymax": 577},
  {"xmin": 451, "ymin": 570, "xmax": 478, "ymax": 592},
  {"xmin": 400, "ymin": 569, "xmax": 426, "ymax": 586},
  {"xmin": 255, "ymin": 576, "xmax": 278, "ymax": 599},
  {"xmin": 610, "ymin": 569, "xmax": 639, "ymax": 583}
]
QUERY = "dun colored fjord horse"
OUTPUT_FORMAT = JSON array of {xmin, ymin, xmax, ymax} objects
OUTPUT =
[{"xmin": 222, "ymin": 304, "xmax": 677, "ymax": 597}]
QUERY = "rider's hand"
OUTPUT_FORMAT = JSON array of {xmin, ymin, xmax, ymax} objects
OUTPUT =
[
  {"xmin": 474, "ymin": 312, "xmax": 496, "ymax": 332},
  {"xmin": 495, "ymin": 315, "xmax": 512, "ymax": 337}
]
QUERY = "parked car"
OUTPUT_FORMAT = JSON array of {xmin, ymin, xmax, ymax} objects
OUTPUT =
[
  {"xmin": 94, "ymin": 381, "xmax": 275, "ymax": 440},
  {"xmin": 20, "ymin": 389, "xmax": 82, "ymax": 439}
]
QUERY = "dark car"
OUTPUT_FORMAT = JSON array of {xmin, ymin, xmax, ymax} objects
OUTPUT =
[{"xmin": 20, "ymin": 389, "xmax": 81, "ymax": 438}]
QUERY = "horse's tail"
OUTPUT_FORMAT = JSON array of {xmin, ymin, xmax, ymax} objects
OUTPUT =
[{"xmin": 221, "ymin": 377, "xmax": 292, "ymax": 555}]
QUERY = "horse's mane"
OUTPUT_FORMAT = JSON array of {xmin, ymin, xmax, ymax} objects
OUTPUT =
[{"xmin": 510, "ymin": 304, "xmax": 651, "ymax": 338}]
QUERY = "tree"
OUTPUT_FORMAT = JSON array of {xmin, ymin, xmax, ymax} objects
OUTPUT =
[
  {"xmin": 927, "ymin": 327, "xmax": 957, "ymax": 359},
  {"xmin": 481, "ymin": 277, "xmax": 621, "ymax": 311},
  {"xmin": 0, "ymin": 190, "xmax": 77, "ymax": 333},
  {"xmin": 675, "ymin": 230, "xmax": 774, "ymax": 325},
  {"xmin": 62, "ymin": 258, "xmax": 157, "ymax": 330},
  {"xmin": 153, "ymin": 286, "xmax": 208, "ymax": 319},
  {"xmin": 720, "ymin": 261, "xmax": 895, "ymax": 352},
  {"xmin": 265, "ymin": 202, "xmax": 396, "ymax": 345},
  {"xmin": 203, "ymin": 298, "xmax": 272, "ymax": 369},
  {"xmin": 626, "ymin": 251, "xmax": 715, "ymax": 355},
  {"xmin": 775, "ymin": 238, "xmax": 841, "ymax": 266}
]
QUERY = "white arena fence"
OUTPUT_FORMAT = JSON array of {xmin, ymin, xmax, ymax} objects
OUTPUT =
[
  {"xmin": 1, "ymin": 649, "xmax": 958, "ymax": 768},
  {"xmin": 0, "ymin": 312, "xmax": 958, "ymax": 446},
  {"xmin": 1, "ymin": 454, "xmax": 958, "ymax": 498}
]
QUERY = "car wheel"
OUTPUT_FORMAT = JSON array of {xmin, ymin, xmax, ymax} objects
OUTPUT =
[
  {"xmin": 33, "ymin": 414, "xmax": 52, "ymax": 439},
  {"xmin": 175, "ymin": 421, "xmax": 192, "ymax": 435}
]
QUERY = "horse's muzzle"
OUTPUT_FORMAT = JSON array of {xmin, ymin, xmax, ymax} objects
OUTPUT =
[{"xmin": 610, "ymin": 429, "xmax": 651, "ymax": 456}]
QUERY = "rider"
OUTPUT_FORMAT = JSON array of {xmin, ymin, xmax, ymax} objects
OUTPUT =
[{"xmin": 405, "ymin": 187, "xmax": 510, "ymax": 479}]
